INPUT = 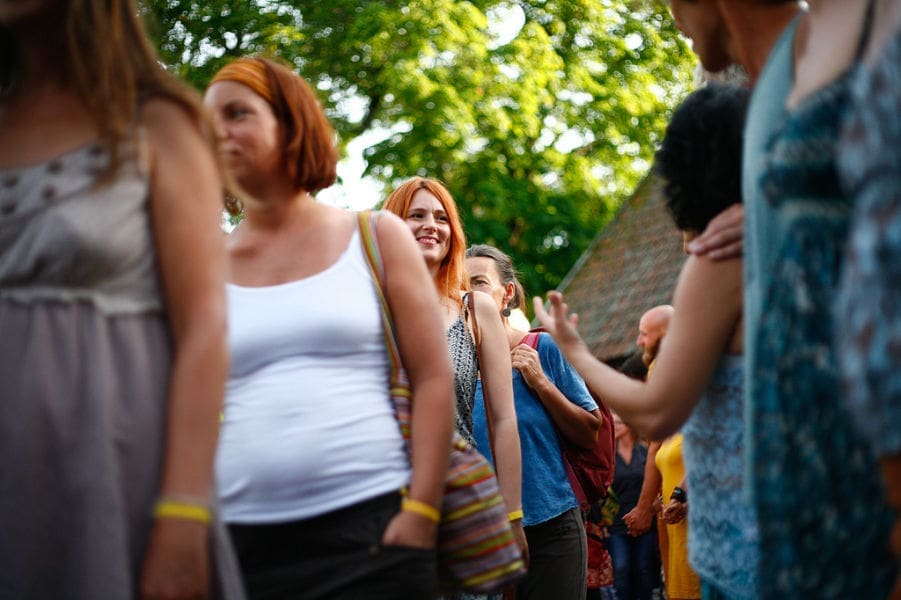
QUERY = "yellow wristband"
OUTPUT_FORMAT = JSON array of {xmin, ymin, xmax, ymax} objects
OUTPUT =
[
  {"xmin": 401, "ymin": 498, "xmax": 441, "ymax": 524},
  {"xmin": 507, "ymin": 509, "xmax": 524, "ymax": 522},
  {"xmin": 153, "ymin": 500, "xmax": 211, "ymax": 524}
]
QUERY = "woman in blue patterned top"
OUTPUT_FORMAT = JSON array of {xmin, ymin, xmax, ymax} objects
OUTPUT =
[
  {"xmin": 835, "ymin": 5, "xmax": 901, "ymax": 593},
  {"xmin": 748, "ymin": 0, "xmax": 894, "ymax": 595},
  {"xmin": 535, "ymin": 84, "xmax": 760, "ymax": 600}
]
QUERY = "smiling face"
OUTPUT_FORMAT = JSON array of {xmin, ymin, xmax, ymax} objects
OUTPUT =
[
  {"xmin": 404, "ymin": 189, "xmax": 452, "ymax": 270},
  {"xmin": 204, "ymin": 79, "xmax": 283, "ymax": 194}
]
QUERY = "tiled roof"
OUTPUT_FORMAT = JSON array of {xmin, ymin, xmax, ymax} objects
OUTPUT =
[{"xmin": 557, "ymin": 176, "xmax": 686, "ymax": 363}]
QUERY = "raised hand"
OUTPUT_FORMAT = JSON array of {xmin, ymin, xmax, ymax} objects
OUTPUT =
[{"xmin": 532, "ymin": 292, "xmax": 587, "ymax": 357}]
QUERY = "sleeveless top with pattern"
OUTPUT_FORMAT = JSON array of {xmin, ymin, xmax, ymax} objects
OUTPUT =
[
  {"xmin": 0, "ymin": 138, "xmax": 244, "ymax": 598},
  {"xmin": 681, "ymin": 355, "xmax": 758, "ymax": 599},
  {"xmin": 751, "ymin": 1, "xmax": 894, "ymax": 595},
  {"xmin": 447, "ymin": 314, "xmax": 478, "ymax": 445}
]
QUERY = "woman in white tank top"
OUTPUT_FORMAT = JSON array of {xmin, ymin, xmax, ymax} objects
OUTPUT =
[{"xmin": 205, "ymin": 57, "xmax": 456, "ymax": 600}]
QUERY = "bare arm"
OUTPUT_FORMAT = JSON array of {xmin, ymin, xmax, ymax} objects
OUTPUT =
[
  {"xmin": 473, "ymin": 292, "xmax": 522, "ymax": 512},
  {"xmin": 378, "ymin": 214, "xmax": 456, "ymax": 547},
  {"xmin": 624, "ymin": 441, "xmax": 662, "ymax": 536},
  {"xmin": 534, "ymin": 254, "xmax": 742, "ymax": 441},
  {"xmin": 472, "ymin": 292, "xmax": 527, "ymax": 557},
  {"xmin": 686, "ymin": 203, "xmax": 744, "ymax": 260},
  {"xmin": 511, "ymin": 342, "xmax": 599, "ymax": 449},
  {"xmin": 141, "ymin": 99, "xmax": 228, "ymax": 599}
]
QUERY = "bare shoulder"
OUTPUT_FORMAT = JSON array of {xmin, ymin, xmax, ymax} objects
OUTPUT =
[
  {"xmin": 140, "ymin": 97, "xmax": 211, "ymax": 166},
  {"xmin": 674, "ymin": 254, "xmax": 742, "ymax": 325},
  {"xmin": 867, "ymin": 0, "xmax": 901, "ymax": 63},
  {"xmin": 682, "ymin": 253, "xmax": 741, "ymax": 286},
  {"xmin": 140, "ymin": 97, "xmax": 201, "ymax": 139},
  {"xmin": 470, "ymin": 290, "xmax": 501, "ymax": 318},
  {"xmin": 372, "ymin": 210, "xmax": 419, "ymax": 258},
  {"xmin": 373, "ymin": 210, "xmax": 411, "ymax": 238}
]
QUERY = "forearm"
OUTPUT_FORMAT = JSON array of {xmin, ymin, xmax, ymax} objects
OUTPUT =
[
  {"xmin": 565, "ymin": 348, "xmax": 674, "ymax": 439},
  {"xmin": 491, "ymin": 417, "xmax": 523, "ymax": 513},
  {"xmin": 637, "ymin": 444, "xmax": 663, "ymax": 510},
  {"xmin": 531, "ymin": 378, "xmax": 598, "ymax": 449},
  {"xmin": 157, "ymin": 326, "xmax": 228, "ymax": 500},
  {"xmin": 407, "ymin": 375, "xmax": 455, "ymax": 509}
]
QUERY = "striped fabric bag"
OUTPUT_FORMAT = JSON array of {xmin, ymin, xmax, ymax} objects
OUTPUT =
[{"xmin": 358, "ymin": 211, "xmax": 526, "ymax": 593}]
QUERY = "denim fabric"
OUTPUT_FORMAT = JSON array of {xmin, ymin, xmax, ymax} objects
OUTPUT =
[
  {"xmin": 607, "ymin": 528, "xmax": 660, "ymax": 600},
  {"xmin": 473, "ymin": 333, "xmax": 596, "ymax": 527}
]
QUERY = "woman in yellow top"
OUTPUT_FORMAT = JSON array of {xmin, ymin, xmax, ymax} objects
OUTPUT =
[{"xmin": 655, "ymin": 434, "xmax": 700, "ymax": 600}]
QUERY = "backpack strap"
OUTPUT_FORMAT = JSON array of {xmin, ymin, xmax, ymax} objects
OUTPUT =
[{"xmin": 521, "ymin": 331, "xmax": 541, "ymax": 350}]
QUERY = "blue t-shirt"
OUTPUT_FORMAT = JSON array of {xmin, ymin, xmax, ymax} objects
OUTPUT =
[{"xmin": 473, "ymin": 332, "xmax": 597, "ymax": 527}]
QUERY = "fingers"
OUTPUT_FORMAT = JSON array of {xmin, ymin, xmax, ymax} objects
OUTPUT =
[
  {"xmin": 532, "ymin": 296, "xmax": 550, "ymax": 324},
  {"xmin": 707, "ymin": 239, "xmax": 743, "ymax": 260},
  {"xmin": 687, "ymin": 202, "xmax": 744, "ymax": 257}
]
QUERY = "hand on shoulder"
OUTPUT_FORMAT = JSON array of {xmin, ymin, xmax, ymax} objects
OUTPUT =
[{"xmin": 686, "ymin": 203, "xmax": 744, "ymax": 260}]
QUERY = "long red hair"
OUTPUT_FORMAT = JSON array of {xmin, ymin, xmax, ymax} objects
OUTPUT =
[{"xmin": 383, "ymin": 177, "xmax": 470, "ymax": 306}]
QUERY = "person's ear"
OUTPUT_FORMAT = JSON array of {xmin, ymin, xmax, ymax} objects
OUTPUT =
[{"xmin": 503, "ymin": 282, "xmax": 516, "ymax": 308}]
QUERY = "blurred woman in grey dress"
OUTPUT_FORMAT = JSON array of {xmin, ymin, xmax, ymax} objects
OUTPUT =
[{"xmin": 0, "ymin": 1, "xmax": 243, "ymax": 597}]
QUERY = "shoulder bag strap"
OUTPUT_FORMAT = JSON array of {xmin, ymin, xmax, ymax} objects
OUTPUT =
[{"xmin": 357, "ymin": 210, "xmax": 413, "ymax": 445}]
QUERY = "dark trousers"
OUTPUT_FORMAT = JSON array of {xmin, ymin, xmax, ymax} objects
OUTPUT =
[
  {"xmin": 607, "ymin": 528, "xmax": 660, "ymax": 600},
  {"xmin": 228, "ymin": 491, "xmax": 438, "ymax": 600},
  {"xmin": 517, "ymin": 507, "xmax": 587, "ymax": 600}
]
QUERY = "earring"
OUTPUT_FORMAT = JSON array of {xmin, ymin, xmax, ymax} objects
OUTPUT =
[{"xmin": 502, "ymin": 308, "xmax": 511, "ymax": 317}]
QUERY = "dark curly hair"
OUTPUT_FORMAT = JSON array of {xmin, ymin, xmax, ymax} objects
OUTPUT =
[{"xmin": 654, "ymin": 83, "xmax": 750, "ymax": 233}]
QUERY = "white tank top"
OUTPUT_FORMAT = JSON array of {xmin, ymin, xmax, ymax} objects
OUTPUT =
[{"xmin": 216, "ymin": 227, "xmax": 409, "ymax": 523}]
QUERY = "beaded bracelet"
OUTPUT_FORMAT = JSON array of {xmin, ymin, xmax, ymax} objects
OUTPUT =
[{"xmin": 401, "ymin": 498, "xmax": 441, "ymax": 524}]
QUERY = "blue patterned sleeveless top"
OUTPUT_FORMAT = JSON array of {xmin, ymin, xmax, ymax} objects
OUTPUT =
[
  {"xmin": 750, "ymin": 2, "xmax": 894, "ymax": 595},
  {"xmin": 681, "ymin": 355, "xmax": 758, "ymax": 599}
]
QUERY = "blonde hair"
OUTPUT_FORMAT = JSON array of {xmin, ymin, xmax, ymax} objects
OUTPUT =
[{"xmin": 383, "ymin": 177, "xmax": 470, "ymax": 306}]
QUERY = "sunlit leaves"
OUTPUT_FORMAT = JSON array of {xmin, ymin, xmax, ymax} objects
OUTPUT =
[{"xmin": 141, "ymin": 0, "xmax": 696, "ymax": 303}]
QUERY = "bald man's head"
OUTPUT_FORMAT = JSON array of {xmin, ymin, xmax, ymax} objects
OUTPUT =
[{"xmin": 637, "ymin": 305, "xmax": 674, "ymax": 365}]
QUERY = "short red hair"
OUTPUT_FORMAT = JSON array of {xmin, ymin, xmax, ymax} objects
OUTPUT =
[
  {"xmin": 383, "ymin": 177, "xmax": 470, "ymax": 305},
  {"xmin": 209, "ymin": 56, "xmax": 337, "ymax": 193}
]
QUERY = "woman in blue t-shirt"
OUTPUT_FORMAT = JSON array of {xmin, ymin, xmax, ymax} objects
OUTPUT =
[{"xmin": 467, "ymin": 244, "xmax": 601, "ymax": 600}]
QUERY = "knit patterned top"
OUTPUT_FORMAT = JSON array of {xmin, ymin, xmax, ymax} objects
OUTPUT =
[{"xmin": 681, "ymin": 355, "xmax": 758, "ymax": 599}]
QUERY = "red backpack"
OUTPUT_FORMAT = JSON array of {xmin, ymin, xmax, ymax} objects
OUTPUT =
[{"xmin": 522, "ymin": 331, "xmax": 616, "ymax": 510}]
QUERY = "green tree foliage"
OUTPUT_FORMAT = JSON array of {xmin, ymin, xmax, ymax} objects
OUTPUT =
[{"xmin": 142, "ymin": 0, "xmax": 696, "ymax": 303}]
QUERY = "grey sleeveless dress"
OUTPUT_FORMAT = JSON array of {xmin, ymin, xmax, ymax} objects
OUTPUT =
[{"xmin": 0, "ymin": 140, "xmax": 244, "ymax": 598}]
